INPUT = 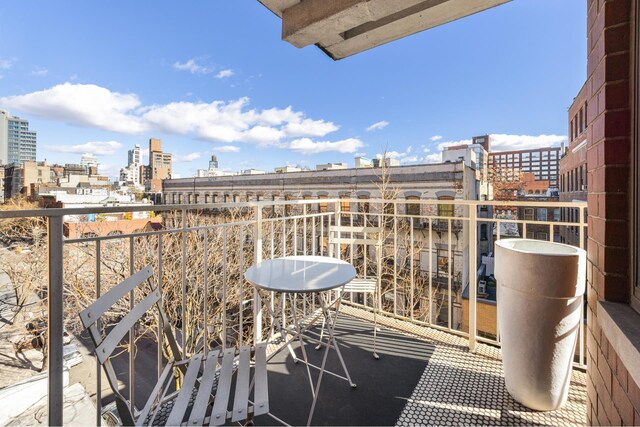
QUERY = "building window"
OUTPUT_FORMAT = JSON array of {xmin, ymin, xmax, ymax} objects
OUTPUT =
[
  {"xmin": 537, "ymin": 208, "xmax": 548, "ymax": 221},
  {"xmin": 406, "ymin": 196, "xmax": 420, "ymax": 216},
  {"xmin": 480, "ymin": 224, "xmax": 488, "ymax": 241},
  {"xmin": 340, "ymin": 194, "xmax": 350, "ymax": 216},
  {"xmin": 318, "ymin": 195, "xmax": 328, "ymax": 213},
  {"xmin": 524, "ymin": 208, "xmax": 534, "ymax": 221},
  {"xmin": 437, "ymin": 196, "xmax": 454, "ymax": 218},
  {"xmin": 358, "ymin": 195, "xmax": 370, "ymax": 213},
  {"xmin": 584, "ymin": 101, "xmax": 588, "ymax": 127}
]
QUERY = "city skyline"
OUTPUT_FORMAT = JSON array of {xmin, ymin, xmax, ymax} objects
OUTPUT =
[{"xmin": 0, "ymin": 0, "xmax": 586, "ymax": 180}]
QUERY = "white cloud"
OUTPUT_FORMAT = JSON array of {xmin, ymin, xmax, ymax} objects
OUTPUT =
[
  {"xmin": 0, "ymin": 83, "xmax": 147, "ymax": 133},
  {"xmin": 436, "ymin": 139, "xmax": 472, "ymax": 151},
  {"xmin": 366, "ymin": 120, "xmax": 389, "ymax": 132},
  {"xmin": 0, "ymin": 58, "xmax": 15, "ymax": 70},
  {"xmin": 215, "ymin": 69, "xmax": 234, "ymax": 79},
  {"xmin": 430, "ymin": 135, "xmax": 443, "ymax": 141},
  {"xmin": 285, "ymin": 118, "xmax": 339, "ymax": 137},
  {"xmin": 174, "ymin": 152, "xmax": 202, "ymax": 162},
  {"xmin": 44, "ymin": 140, "xmax": 122, "ymax": 156},
  {"xmin": 0, "ymin": 82, "xmax": 350, "ymax": 154},
  {"xmin": 375, "ymin": 146, "xmax": 419, "ymax": 164},
  {"xmin": 173, "ymin": 59, "xmax": 213, "ymax": 75},
  {"xmin": 214, "ymin": 145, "xmax": 240, "ymax": 153},
  {"xmin": 288, "ymin": 138, "xmax": 363, "ymax": 155},
  {"xmin": 429, "ymin": 134, "xmax": 566, "ymax": 153},
  {"xmin": 488, "ymin": 133, "xmax": 566, "ymax": 151},
  {"xmin": 424, "ymin": 153, "xmax": 441, "ymax": 164},
  {"xmin": 31, "ymin": 67, "xmax": 48, "ymax": 76}
]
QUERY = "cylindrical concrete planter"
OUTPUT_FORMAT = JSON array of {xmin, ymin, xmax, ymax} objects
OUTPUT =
[{"xmin": 495, "ymin": 239, "xmax": 586, "ymax": 411}]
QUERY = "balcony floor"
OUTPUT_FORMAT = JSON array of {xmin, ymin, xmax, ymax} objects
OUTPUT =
[{"xmin": 257, "ymin": 306, "xmax": 587, "ymax": 426}]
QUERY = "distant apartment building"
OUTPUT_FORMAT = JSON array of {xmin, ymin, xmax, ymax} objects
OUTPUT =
[
  {"xmin": 373, "ymin": 157, "xmax": 400, "ymax": 168},
  {"xmin": 128, "ymin": 144, "xmax": 142, "ymax": 166},
  {"xmin": 0, "ymin": 166, "xmax": 5, "ymax": 203},
  {"xmin": 120, "ymin": 144, "xmax": 144, "ymax": 189},
  {"xmin": 2, "ymin": 161, "xmax": 52, "ymax": 199},
  {"xmin": 316, "ymin": 162, "xmax": 348, "ymax": 171},
  {"xmin": 2, "ymin": 160, "xmax": 109, "ymax": 201},
  {"xmin": 0, "ymin": 110, "xmax": 37, "ymax": 165},
  {"xmin": 488, "ymin": 146, "xmax": 560, "ymax": 188},
  {"xmin": 145, "ymin": 138, "xmax": 172, "ymax": 193},
  {"xmin": 163, "ymin": 160, "xmax": 489, "ymax": 329},
  {"xmin": 196, "ymin": 155, "xmax": 235, "ymax": 177},
  {"xmin": 355, "ymin": 157, "xmax": 374, "ymax": 168},
  {"xmin": 80, "ymin": 154, "xmax": 100, "ymax": 172},
  {"xmin": 240, "ymin": 169, "xmax": 266, "ymax": 175},
  {"xmin": 274, "ymin": 165, "xmax": 302, "ymax": 173},
  {"xmin": 442, "ymin": 141, "xmax": 491, "ymax": 201},
  {"xmin": 559, "ymin": 82, "xmax": 588, "ymax": 246}
]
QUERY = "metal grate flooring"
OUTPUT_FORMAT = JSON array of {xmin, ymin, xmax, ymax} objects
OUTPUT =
[
  {"xmin": 395, "ymin": 342, "xmax": 587, "ymax": 426},
  {"xmin": 339, "ymin": 306, "xmax": 587, "ymax": 427}
]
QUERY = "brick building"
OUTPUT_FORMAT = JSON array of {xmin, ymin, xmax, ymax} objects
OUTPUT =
[
  {"xmin": 560, "ymin": 82, "xmax": 589, "ymax": 246},
  {"xmin": 582, "ymin": 0, "xmax": 640, "ymax": 425}
]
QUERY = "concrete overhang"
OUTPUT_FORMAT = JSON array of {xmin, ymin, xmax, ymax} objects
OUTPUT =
[{"xmin": 258, "ymin": 0, "xmax": 511, "ymax": 60}]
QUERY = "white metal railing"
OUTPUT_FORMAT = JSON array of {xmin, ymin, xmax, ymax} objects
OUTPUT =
[{"xmin": 0, "ymin": 197, "xmax": 587, "ymax": 425}]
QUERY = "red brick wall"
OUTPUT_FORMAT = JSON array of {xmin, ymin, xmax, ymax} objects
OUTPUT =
[{"xmin": 585, "ymin": 0, "xmax": 639, "ymax": 424}]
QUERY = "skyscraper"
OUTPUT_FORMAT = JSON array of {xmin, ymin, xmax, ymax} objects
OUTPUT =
[
  {"xmin": 128, "ymin": 144, "xmax": 142, "ymax": 166},
  {"xmin": 0, "ymin": 110, "xmax": 37, "ymax": 165},
  {"xmin": 147, "ymin": 138, "xmax": 172, "ymax": 192},
  {"xmin": 209, "ymin": 155, "xmax": 219, "ymax": 170}
]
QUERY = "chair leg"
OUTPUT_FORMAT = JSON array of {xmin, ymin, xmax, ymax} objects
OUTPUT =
[{"xmin": 372, "ymin": 300, "xmax": 380, "ymax": 360}]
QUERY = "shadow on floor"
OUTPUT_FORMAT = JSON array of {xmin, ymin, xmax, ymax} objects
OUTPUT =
[{"xmin": 257, "ymin": 314, "xmax": 435, "ymax": 426}]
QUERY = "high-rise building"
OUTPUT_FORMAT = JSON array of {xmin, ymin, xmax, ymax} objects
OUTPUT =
[
  {"xmin": 147, "ymin": 138, "xmax": 172, "ymax": 192},
  {"xmin": 80, "ymin": 154, "xmax": 100, "ymax": 172},
  {"xmin": 209, "ymin": 155, "xmax": 219, "ymax": 170},
  {"xmin": 0, "ymin": 110, "xmax": 37, "ymax": 165},
  {"xmin": 120, "ymin": 144, "xmax": 144, "ymax": 189},
  {"xmin": 128, "ymin": 144, "xmax": 142, "ymax": 166},
  {"xmin": 488, "ymin": 146, "xmax": 560, "ymax": 188}
]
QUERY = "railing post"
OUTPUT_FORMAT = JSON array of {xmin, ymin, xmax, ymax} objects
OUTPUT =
[
  {"xmin": 254, "ymin": 205, "xmax": 263, "ymax": 343},
  {"xmin": 468, "ymin": 204, "xmax": 478, "ymax": 353},
  {"xmin": 47, "ymin": 215, "xmax": 64, "ymax": 426}
]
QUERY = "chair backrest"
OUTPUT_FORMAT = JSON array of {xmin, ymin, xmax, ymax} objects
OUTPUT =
[
  {"xmin": 329, "ymin": 226, "xmax": 382, "ymax": 275},
  {"xmin": 79, "ymin": 265, "xmax": 182, "ymax": 425}
]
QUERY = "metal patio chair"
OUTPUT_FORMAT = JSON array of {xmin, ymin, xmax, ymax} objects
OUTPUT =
[
  {"xmin": 318, "ymin": 225, "xmax": 383, "ymax": 359},
  {"xmin": 79, "ymin": 265, "xmax": 269, "ymax": 426}
]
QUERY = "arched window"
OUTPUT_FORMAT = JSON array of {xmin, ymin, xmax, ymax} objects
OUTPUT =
[{"xmin": 406, "ymin": 196, "xmax": 421, "ymax": 216}]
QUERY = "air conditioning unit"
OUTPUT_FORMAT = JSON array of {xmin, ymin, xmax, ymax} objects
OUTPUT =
[{"xmin": 478, "ymin": 280, "xmax": 487, "ymax": 294}]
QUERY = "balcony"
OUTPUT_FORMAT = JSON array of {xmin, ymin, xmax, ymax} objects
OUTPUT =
[{"xmin": 0, "ymin": 198, "xmax": 588, "ymax": 425}]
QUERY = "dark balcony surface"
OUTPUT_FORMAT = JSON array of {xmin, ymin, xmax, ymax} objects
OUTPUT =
[{"xmin": 257, "ymin": 307, "xmax": 587, "ymax": 426}]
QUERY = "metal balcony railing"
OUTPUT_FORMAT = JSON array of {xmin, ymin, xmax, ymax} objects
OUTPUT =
[{"xmin": 0, "ymin": 198, "xmax": 587, "ymax": 425}]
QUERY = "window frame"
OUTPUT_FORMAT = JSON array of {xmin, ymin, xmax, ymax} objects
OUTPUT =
[
  {"xmin": 437, "ymin": 196, "xmax": 454, "ymax": 218},
  {"xmin": 318, "ymin": 195, "xmax": 328, "ymax": 213},
  {"xmin": 405, "ymin": 195, "xmax": 421, "ymax": 217}
]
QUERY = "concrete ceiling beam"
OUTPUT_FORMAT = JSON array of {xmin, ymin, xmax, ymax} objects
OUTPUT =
[
  {"xmin": 322, "ymin": 0, "xmax": 511, "ymax": 60},
  {"xmin": 281, "ymin": 0, "xmax": 431, "ymax": 48},
  {"xmin": 258, "ymin": 0, "xmax": 511, "ymax": 60}
]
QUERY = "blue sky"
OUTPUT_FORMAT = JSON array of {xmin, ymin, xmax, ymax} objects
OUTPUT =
[{"xmin": 0, "ymin": 0, "xmax": 586, "ymax": 180}]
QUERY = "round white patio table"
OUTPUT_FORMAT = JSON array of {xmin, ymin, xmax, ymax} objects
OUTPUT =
[{"xmin": 245, "ymin": 255, "xmax": 357, "ymax": 426}]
